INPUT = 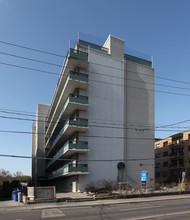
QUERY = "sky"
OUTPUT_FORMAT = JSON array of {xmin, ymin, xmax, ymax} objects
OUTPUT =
[{"xmin": 0, "ymin": 0, "xmax": 190, "ymax": 176}]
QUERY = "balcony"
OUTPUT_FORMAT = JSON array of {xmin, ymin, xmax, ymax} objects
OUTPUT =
[
  {"xmin": 69, "ymin": 48, "xmax": 88, "ymax": 61},
  {"xmin": 170, "ymin": 163, "xmax": 184, "ymax": 169},
  {"xmin": 48, "ymin": 164, "xmax": 88, "ymax": 179},
  {"xmin": 46, "ymin": 141, "xmax": 88, "ymax": 168},
  {"xmin": 169, "ymin": 141, "xmax": 184, "ymax": 148},
  {"xmin": 46, "ymin": 48, "xmax": 88, "ymax": 129},
  {"xmin": 46, "ymin": 118, "xmax": 88, "ymax": 156},
  {"xmin": 170, "ymin": 152, "xmax": 184, "ymax": 158},
  {"xmin": 45, "ymin": 71, "xmax": 88, "ymax": 139},
  {"xmin": 45, "ymin": 94, "xmax": 88, "ymax": 149}
]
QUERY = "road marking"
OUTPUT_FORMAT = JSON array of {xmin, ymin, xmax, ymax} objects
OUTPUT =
[
  {"xmin": 120, "ymin": 205, "xmax": 161, "ymax": 211},
  {"xmin": 41, "ymin": 208, "xmax": 65, "ymax": 218},
  {"xmin": 125, "ymin": 210, "xmax": 190, "ymax": 220}
]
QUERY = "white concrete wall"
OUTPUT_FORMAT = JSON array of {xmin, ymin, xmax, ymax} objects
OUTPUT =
[
  {"xmin": 35, "ymin": 104, "xmax": 50, "ymax": 184},
  {"xmin": 103, "ymin": 35, "xmax": 124, "ymax": 60},
  {"xmin": 124, "ymin": 60, "xmax": 155, "ymax": 187},
  {"xmin": 78, "ymin": 36, "xmax": 155, "ymax": 191},
  {"xmin": 79, "ymin": 45, "xmax": 125, "ymax": 190}
]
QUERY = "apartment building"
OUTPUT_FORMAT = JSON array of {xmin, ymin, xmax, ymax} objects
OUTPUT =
[
  {"xmin": 155, "ymin": 130, "xmax": 190, "ymax": 183},
  {"xmin": 32, "ymin": 34, "xmax": 155, "ymax": 192}
]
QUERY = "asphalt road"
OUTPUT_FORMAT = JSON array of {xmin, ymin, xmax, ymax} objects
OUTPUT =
[{"xmin": 1, "ymin": 197, "xmax": 190, "ymax": 220}]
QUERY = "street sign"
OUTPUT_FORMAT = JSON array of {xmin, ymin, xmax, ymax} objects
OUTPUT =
[{"xmin": 141, "ymin": 171, "xmax": 148, "ymax": 182}]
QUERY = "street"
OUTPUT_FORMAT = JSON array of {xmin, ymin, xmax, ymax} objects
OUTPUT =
[{"xmin": 1, "ymin": 197, "xmax": 190, "ymax": 220}]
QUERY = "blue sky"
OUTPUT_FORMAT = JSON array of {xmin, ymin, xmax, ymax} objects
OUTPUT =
[{"xmin": 0, "ymin": 0, "xmax": 190, "ymax": 175}]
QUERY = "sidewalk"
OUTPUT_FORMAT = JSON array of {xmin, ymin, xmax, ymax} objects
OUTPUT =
[{"xmin": 1, "ymin": 194, "xmax": 190, "ymax": 212}]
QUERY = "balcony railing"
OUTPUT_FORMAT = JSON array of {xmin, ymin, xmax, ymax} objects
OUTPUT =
[
  {"xmin": 45, "ymin": 71, "xmax": 88, "ymax": 140},
  {"xmin": 69, "ymin": 94, "xmax": 88, "ymax": 104},
  {"xmin": 46, "ymin": 118, "xmax": 88, "ymax": 156},
  {"xmin": 68, "ymin": 118, "xmax": 88, "ymax": 127},
  {"xmin": 69, "ymin": 71, "xmax": 88, "ymax": 83},
  {"xmin": 46, "ymin": 141, "xmax": 88, "ymax": 168},
  {"xmin": 49, "ymin": 164, "xmax": 88, "ymax": 179},
  {"xmin": 169, "ymin": 141, "xmax": 184, "ymax": 148},
  {"xmin": 68, "ymin": 48, "xmax": 88, "ymax": 61},
  {"xmin": 170, "ymin": 152, "xmax": 184, "ymax": 158},
  {"xmin": 45, "ymin": 94, "xmax": 88, "ymax": 148},
  {"xmin": 45, "ymin": 44, "xmax": 88, "ymax": 128}
]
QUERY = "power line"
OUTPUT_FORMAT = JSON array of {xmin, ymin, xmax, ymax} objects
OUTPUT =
[
  {"xmin": 0, "ymin": 61, "xmax": 59, "ymax": 76},
  {"xmin": 0, "ymin": 108, "xmax": 49, "ymax": 118},
  {"xmin": 0, "ymin": 108, "xmax": 180, "ymax": 129},
  {"xmin": 90, "ymin": 78, "xmax": 190, "ymax": 97},
  {"xmin": 0, "ymin": 129, "xmax": 156, "ymax": 140},
  {"xmin": 0, "ymin": 108, "xmax": 166, "ymax": 127},
  {"xmin": 1, "ymin": 41, "xmax": 190, "ymax": 131},
  {"xmin": 0, "ymin": 51, "xmax": 62, "ymax": 67},
  {"xmin": 2, "ymin": 58, "xmax": 190, "ymax": 97},
  {"xmin": 0, "ymin": 153, "xmax": 188, "ymax": 162},
  {"xmin": 91, "ymin": 60, "xmax": 190, "ymax": 86},
  {"xmin": 1, "ymin": 39, "xmax": 190, "ymax": 87},
  {"xmin": 0, "ymin": 40, "xmax": 65, "ymax": 58},
  {"xmin": 2, "ymin": 48, "xmax": 190, "ymax": 92},
  {"xmin": 1, "ymin": 49, "xmax": 190, "ymax": 97},
  {"xmin": 0, "ymin": 128, "xmax": 188, "ymax": 143},
  {"xmin": 159, "ymin": 119, "xmax": 190, "ymax": 128},
  {"xmin": 0, "ymin": 115, "xmax": 189, "ymax": 133},
  {"xmin": 0, "ymin": 106, "xmax": 190, "ymax": 131}
]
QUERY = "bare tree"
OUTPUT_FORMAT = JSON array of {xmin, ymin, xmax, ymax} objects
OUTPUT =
[
  {"xmin": 0, "ymin": 169, "xmax": 12, "ymax": 185},
  {"xmin": 14, "ymin": 171, "xmax": 23, "ymax": 177}
]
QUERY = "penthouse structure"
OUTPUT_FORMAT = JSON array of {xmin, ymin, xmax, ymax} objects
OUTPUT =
[{"xmin": 32, "ymin": 34, "xmax": 155, "ymax": 192}]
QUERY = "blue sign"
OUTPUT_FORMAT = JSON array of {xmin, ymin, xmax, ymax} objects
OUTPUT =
[{"xmin": 141, "ymin": 172, "xmax": 148, "ymax": 182}]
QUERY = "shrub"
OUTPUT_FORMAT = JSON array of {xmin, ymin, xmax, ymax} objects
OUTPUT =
[
  {"xmin": 84, "ymin": 181, "xmax": 97, "ymax": 193},
  {"xmin": 85, "ymin": 179, "xmax": 117, "ymax": 193}
]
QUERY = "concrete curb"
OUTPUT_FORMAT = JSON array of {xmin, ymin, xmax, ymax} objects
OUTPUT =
[{"xmin": 1, "ymin": 194, "xmax": 190, "ymax": 212}]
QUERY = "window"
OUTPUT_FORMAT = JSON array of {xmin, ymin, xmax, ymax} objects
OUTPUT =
[
  {"xmin": 163, "ymin": 141, "xmax": 168, "ymax": 147},
  {"xmin": 163, "ymin": 172, "xmax": 169, "ymax": 178},
  {"xmin": 163, "ymin": 151, "xmax": 168, "ymax": 157},
  {"xmin": 156, "ymin": 153, "xmax": 160, "ymax": 158},
  {"xmin": 156, "ymin": 163, "xmax": 160, "ymax": 168},
  {"xmin": 163, "ymin": 162, "xmax": 168, "ymax": 167},
  {"xmin": 156, "ymin": 144, "xmax": 160, "ymax": 149},
  {"xmin": 179, "ymin": 159, "xmax": 184, "ymax": 166},
  {"xmin": 188, "ymin": 146, "xmax": 190, "ymax": 151},
  {"xmin": 156, "ymin": 172, "xmax": 160, "ymax": 178},
  {"xmin": 188, "ymin": 134, "xmax": 190, "ymax": 140}
]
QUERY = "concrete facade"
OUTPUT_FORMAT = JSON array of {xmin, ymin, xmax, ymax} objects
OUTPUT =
[
  {"xmin": 32, "ymin": 34, "xmax": 155, "ymax": 191},
  {"xmin": 32, "ymin": 104, "xmax": 50, "ymax": 186}
]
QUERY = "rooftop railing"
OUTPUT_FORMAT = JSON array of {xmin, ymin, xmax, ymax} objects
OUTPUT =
[
  {"xmin": 79, "ymin": 39, "xmax": 108, "ymax": 53},
  {"xmin": 125, "ymin": 54, "xmax": 152, "ymax": 67}
]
